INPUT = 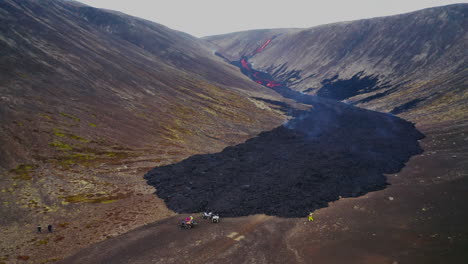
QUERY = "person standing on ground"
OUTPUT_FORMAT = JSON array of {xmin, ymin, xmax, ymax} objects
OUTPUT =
[
  {"xmin": 48, "ymin": 224, "xmax": 53, "ymax": 233},
  {"xmin": 186, "ymin": 216, "xmax": 194, "ymax": 224},
  {"xmin": 308, "ymin": 212, "xmax": 314, "ymax": 222},
  {"xmin": 37, "ymin": 225, "xmax": 42, "ymax": 233}
]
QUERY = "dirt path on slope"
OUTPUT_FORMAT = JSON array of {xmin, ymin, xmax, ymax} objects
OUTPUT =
[{"xmin": 59, "ymin": 214, "xmax": 273, "ymax": 264}]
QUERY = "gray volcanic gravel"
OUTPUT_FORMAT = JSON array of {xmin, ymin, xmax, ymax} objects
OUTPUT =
[{"xmin": 144, "ymin": 100, "xmax": 424, "ymax": 217}]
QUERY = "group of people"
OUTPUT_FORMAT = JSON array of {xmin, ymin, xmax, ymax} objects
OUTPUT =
[
  {"xmin": 181, "ymin": 212, "xmax": 314, "ymax": 226},
  {"xmin": 37, "ymin": 224, "xmax": 53, "ymax": 233},
  {"xmin": 182, "ymin": 212, "xmax": 220, "ymax": 226}
]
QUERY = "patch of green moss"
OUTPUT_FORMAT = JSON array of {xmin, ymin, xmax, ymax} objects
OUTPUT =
[
  {"xmin": 39, "ymin": 114, "xmax": 52, "ymax": 120},
  {"xmin": 49, "ymin": 141, "xmax": 73, "ymax": 151},
  {"xmin": 56, "ymin": 159, "xmax": 75, "ymax": 169},
  {"xmin": 58, "ymin": 222, "xmax": 70, "ymax": 228},
  {"xmin": 52, "ymin": 129, "xmax": 90, "ymax": 142},
  {"xmin": 68, "ymin": 134, "xmax": 89, "ymax": 143},
  {"xmin": 40, "ymin": 258, "xmax": 61, "ymax": 264},
  {"xmin": 35, "ymin": 238, "xmax": 49, "ymax": 246},
  {"xmin": 10, "ymin": 164, "xmax": 37, "ymax": 180},
  {"xmin": 71, "ymin": 153, "xmax": 96, "ymax": 160},
  {"xmin": 161, "ymin": 122, "xmax": 195, "ymax": 143},
  {"xmin": 52, "ymin": 153, "xmax": 97, "ymax": 169},
  {"xmin": 100, "ymin": 199, "xmax": 117, "ymax": 204},
  {"xmin": 88, "ymin": 122, "xmax": 97, "ymax": 127},
  {"xmin": 75, "ymin": 146, "xmax": 131, "ymax": 158},
  {"xmin": 103, "ymin": 152, "xmax": 128, "ymax": 158},
  {"xmin": 27, "ymin": 199, "xmax": 39, "ymax": 208},
  {"xmin": 53, "ymin": 128, "xmax": 66, "ymax": 137},
  {"xmin": 61, "ymin": 193, "xmax": 124, "ymax": 204},
  {"xmin": 62, "ymin": 194, "xmax": 93, "ymax": 203},
  {"xmin": 60, "ymin": 112, "xmax": 80, "ymax": 122},
  {"xmin": 50, "ymin": 148, "xmax": 132, "ymax": 169}
]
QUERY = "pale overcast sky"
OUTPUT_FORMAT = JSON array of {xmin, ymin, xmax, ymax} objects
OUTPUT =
[{"xmin": 78, "ymin": 0, "xmax": 466, "ymax": 37}]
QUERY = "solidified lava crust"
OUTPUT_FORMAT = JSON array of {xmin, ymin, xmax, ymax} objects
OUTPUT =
[
  {"xmin": 145, "ymin": 38, "xmax": 424, "ymax": 217},
  {"xmin": 144, "ymin": 100, "xmax": 424, "ymax": 217}
]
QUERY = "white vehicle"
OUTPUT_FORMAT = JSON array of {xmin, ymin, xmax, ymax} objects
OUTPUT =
[
  {"xmin": 211, "ymin": 215, "xmax": 220, "ymax": 223},
  {"xmin": 201, "ymin": 212, "xmax": 213, "ymax": 219}
]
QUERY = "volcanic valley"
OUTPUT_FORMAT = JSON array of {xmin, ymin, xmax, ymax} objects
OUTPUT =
[{"xmin": 0, "ymin": 1, "xmax": 467, "ymax": 264}]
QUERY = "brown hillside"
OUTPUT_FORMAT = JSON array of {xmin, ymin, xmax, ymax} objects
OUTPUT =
[{"xmin": 0, "ymin": 0, "xmax": 288, "ymax": 262}]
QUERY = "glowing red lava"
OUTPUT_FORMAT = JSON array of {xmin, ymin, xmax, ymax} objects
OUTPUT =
[{"xmin": 236, "ymin": 38, "xmax": 284, "ymax": 89}]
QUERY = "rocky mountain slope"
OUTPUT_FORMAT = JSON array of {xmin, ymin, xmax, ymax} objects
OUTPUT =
[
  {"xmin": 0, "ymin": 0, "xmax": 286, "ymax": 169},
  {"xmin": 205, "ymin": 4, "xmax": 467, "ymax": 124},
  {"xmin": 0, "ymin": 0, "xmax": 289, "ymax": 262}
]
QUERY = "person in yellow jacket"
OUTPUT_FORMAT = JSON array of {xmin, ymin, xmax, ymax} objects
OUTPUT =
[{"xmin": 308, "ymin": 212, "xmax": 314, "ymax": 222}]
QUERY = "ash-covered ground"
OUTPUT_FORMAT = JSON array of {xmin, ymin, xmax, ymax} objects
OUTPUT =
[{"xmin": 144, "ymin": 100, "xmax": 424, "ymax": 217}]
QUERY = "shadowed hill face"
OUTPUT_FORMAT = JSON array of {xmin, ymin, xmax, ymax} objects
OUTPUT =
[
  {"xmin": 145, "ymin": 99, "xmax": 424, "ymax": 217},
  {"xmin": 205, "ymin": 4, "xmax": 468, "ymax": 124}
]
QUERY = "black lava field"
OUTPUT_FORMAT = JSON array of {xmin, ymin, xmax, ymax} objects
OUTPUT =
[
  {"xmin": 144, "ymin": 98, "xmax": 424, "ymax": 217},
  {"xmin": 145, "ymin": 38, "xmax": 424, "ymax": 217}
]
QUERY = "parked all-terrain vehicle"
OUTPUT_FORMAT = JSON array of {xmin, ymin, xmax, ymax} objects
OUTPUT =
[
  {"xmin": 201, "ymin": 211, "xmax": 220, "ymax": 223},
  {"xmin": 211, "ymin": 215, "xmax": 220, "ymax": 223},
  {"xmin": 201, "ymin": 212, "xmax": 213, "ymax": 219},
  {"xmin": 179, "ymin": 220, "xmax": 197, "ymax": 229}
]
